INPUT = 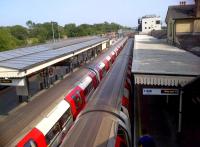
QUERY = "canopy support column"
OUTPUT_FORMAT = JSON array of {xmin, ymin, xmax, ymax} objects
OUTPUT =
[{"xmin": 178, "ymin": 89, "xmax": 183, "ymax": 134}]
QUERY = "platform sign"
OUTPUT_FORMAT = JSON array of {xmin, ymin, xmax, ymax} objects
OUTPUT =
[
  {"xmin": 0, "ymin": 78, "xmax": 25, "ymax": 86},
  {"xmin": 0, "ymin": 79, "xmax": 12, "ymax": 83},
  {"xmin": 143, "ymin": 88, "xmax": 179, "ymax": 96}
]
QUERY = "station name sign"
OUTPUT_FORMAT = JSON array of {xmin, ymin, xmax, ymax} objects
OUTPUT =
[
  {"xmin": 0, "ymin": 79, "xmax": 12, "ymax": 83},
  {"xmin": 143, "ymin": 88, "xmax": 179, "ymax": 96}
]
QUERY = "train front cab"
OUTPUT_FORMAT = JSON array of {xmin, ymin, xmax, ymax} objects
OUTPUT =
[
  {"xmin": 65, "ymin": 86, "xmax": 85, "ymax": 119},
  {"xmin": 17, "ymin": 100, "xmax": 73, "ymax": 147}
]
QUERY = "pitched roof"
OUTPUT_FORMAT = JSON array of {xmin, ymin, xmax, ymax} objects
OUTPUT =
[{"xmin": 165, "ymin": 5, "xmax": 195, "ymax": 23}]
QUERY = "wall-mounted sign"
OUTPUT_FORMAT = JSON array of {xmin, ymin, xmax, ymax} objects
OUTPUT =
[
  {"xmin": 0, "ymin": 79, "xmax": 12, "ymax": 83},
  {"xmin": 143, "ymin": 88, "xmax": 179, "ymax": 96},
  {"xmin": 0, "ymin": 78, "xmax": 25, "ymax": 86}
]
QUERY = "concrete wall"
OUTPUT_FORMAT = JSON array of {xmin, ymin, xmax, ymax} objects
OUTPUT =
[
  {"xmin": 176, "ymin": 20, "xmax": 194, "ymax": 33},
  {"xmin": 193, "ymin": 19, "xmax": 200, "ymax": 32},
  {"xmin": 167, "ymin": 18, "xmax": 200, "ymax": 44}
]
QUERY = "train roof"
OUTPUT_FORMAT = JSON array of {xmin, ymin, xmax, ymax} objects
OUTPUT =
[
  {"xmin": 85, "ymin": 39, "xmax": 133, "ymax": 110},
  {"xmin": 60, "ymin": 38, "xmax": 133, "ymax": 147},
  {"xmin": 86, "ymin": 38, "xmax": 126, "ymax": 68},
  {"xmin": 60, "ymin": 111, "xmax": 128, "ymax": 147}
]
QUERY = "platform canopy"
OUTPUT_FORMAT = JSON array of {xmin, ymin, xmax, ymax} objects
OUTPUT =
[
  {"xmin": 0, "ymin": 37, "xmax": 108, "ymax": 78},
  {"xmin": 132, "ymin": 35, "xmax": 200, "ymax": 87}
]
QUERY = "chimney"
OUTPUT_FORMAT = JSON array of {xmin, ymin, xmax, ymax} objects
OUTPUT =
[
  {"xmin": 180, "ymin": 1, "xmax": 186, "ymax": 5},
  {"xmin": 196, "ymin": 0, "xmax": 200, "ymax": 17}
]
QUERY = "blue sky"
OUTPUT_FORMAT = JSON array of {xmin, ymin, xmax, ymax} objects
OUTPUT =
[{"xmin": 0, "ymin": 0, "xmax": 194, "ymax": 27}]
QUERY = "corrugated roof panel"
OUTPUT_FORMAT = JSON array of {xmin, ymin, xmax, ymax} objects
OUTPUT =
[
  {"xmin": 0, "ymin": 36, "xmax": 99, "ymax": 62},
  {"xmin": 0, "ymin": 37, "xmax": 108, "ymax": 70}
]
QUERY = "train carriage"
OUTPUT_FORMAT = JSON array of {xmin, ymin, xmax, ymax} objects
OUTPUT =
[
  {"xmin": 17, "ymin": 100, "xmax": 73, "ymax": 147},
  {"xmin": 60, "ymin": 38, "xmax": 134, "ymax": 147},
  {"xmin": 15, "ymin": 37, "xmax": 129, "ymax": 147},
  {"xmin": 60, "ymin": 111, "xmax": 131, "ymax": 147}
]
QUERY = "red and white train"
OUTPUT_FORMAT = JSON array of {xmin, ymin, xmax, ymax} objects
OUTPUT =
[
  {"xmin": 59, "ymin": 38, "xmax": 133, "ymax": 147},
  {"xmin": 16, "ymin": 38, "xmax": 128, "ymax": 147}
]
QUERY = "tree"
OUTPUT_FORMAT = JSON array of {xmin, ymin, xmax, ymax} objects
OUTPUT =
[
  {"xmin": 0, "ymin": 21, "xmax": 128, "ymax": 52},
  {"xmin": 64, "ymin": 23, "xmax": 77, "ymax": 37},
  {"xmin": 26, "ymin": 20, "xmax": 35, "ymax": 29},
  {"xmin": 0, "ymin": 28, "xmax": 18, "ymax": 51},
  {"xmin": 9, "ymin": 25, "xmax": 28, "ymax": 41}
]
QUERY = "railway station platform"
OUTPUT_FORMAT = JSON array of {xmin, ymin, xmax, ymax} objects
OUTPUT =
[
  {"xmin": 0, "ymin": 36, "xmax": 109, "ymax": 102},
  {"xmin": 0, "ymin": 38, "xmax": 121, "ymax": 147},
  {"xmin": 131, "ymin": 35, "xmax": 200, "ymax": 147}
]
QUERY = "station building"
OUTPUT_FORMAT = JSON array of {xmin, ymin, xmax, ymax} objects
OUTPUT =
[
  {"xmin": 0, "ymin": 36, "xmax": 109, "ymax": 102},
  {"xmin": 138, "ymin": 15, "xmax": 161, "ymax": 33},
  {"xmin": 165, "ymin": 1, "xmax": 200, "ymax": 48},
  {"xmin": 132, "ymin": 35, "xmax": 200, "ymax": 143}
]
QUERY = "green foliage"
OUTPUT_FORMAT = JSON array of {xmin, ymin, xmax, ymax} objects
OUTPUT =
[
  {"xmin": 64, "ymin": 23, "xmax": 77, "ymax": 37},
  {"xmin": 64, "ymin": 22, "xmax": 123, "ymax": 37},
  {"xmin": 0, "ymin": 21, "xmax": 127, "ymax": 51},
  {"xmin": 27, "ymin": 38, "xmax": 40, "ymax": 45},
  {"xmin": 0, "ymin": 28, "xmax": 19, "ymax": 51},
  {"xmin": 9, "ymin": 25, "xmax": 28, "ymax": 40}
]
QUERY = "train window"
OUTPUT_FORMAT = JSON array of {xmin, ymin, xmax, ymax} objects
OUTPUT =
[
  {"xmin": 84, "ymin": 82, "xmax": 93, "ymax": 96},
  {"xmin": 72, "ymin": 93, "xmax": 82, "ymax": 110},
  {"xmin": 59, "ymin": 109, "xmax": 72, "ymax": 129},
  {"xmin": 24, "ymin": 139, "xmax": 37, "ymax": 147},
  {"xmin": 71, "ymin": 95, "xmax": 78, "ymax": 109},
  {"xmin": 45, "ymin": 122, "xmax": 61, "ymax": 145}
]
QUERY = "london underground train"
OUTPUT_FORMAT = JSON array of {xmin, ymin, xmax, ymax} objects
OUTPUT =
[
  {"xmin": 16, "ymin": 38, "xmax": 128, "ymax": 147},
  {"xmin": 60, "ymin": 39, "xmax": 133, "ymax": 147}
]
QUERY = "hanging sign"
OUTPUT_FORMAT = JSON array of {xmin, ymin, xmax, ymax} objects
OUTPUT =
[{"xmin": 143, "ymin": 88, "xmax": 179, "ymax": 95}]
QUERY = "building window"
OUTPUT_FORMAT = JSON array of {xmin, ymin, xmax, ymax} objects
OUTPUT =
[
  {"xmin": 149, "ymin": 27, "xmax": 151, "ymax": 29},
  {"xmin": 145, "ymin": 27, "xmax": 147, "ymax": 29},
  {"xmin": 145, "ymin": 22, "xmax": 147, "ymax": 24},
  {"xmin": 156, "ymin": 20, "xmax": 160, "ymax": 24}
]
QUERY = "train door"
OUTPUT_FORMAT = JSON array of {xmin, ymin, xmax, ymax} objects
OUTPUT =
[
  {"xmin": 111, "ymin": 51, "xmax": 116, "ymax": 61},
  {"xmin": 98, "ymin": 62, "xmax": 106, "ymax": 77},
  {"xmin": 103, "ymin": 59, "xmax": 110, "ymax": 71},
  {"xmin": 88, "ymin": 72, "xmax": 98, "ymax": 89},
  {"xmin": 106, "ymin": 56, "xmax": 112, "ymax": 67},
  {"xmin": 42, "ymin": 102, "xmax": 73, "ymax": 147}
]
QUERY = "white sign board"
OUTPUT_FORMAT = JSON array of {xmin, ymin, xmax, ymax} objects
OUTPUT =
[{"xmin": 143, "ymin": 88, "xmax": 179, "ymax": 96}]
